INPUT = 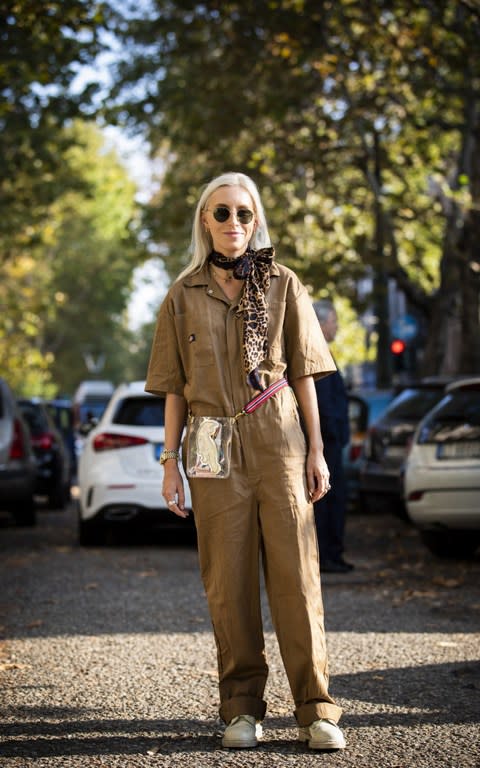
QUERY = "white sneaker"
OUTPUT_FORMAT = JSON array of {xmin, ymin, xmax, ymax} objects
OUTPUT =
[
  {"xmin": 222, "ymin": 714, "xmax": 263, "ymax": 748},
  {"xmin": 298, "ymin": 718, "xmax": 346, "ymax": 750}
]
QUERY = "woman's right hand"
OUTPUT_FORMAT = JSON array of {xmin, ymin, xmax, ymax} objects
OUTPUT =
[{"xmin": 162, "ymin": 461, "xmax": 189, "ymax": 518}]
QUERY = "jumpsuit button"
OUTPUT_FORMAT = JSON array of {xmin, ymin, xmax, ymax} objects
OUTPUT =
[{"xmin": 207, "ymin": 289, "xmax": 214, "ymax": 295}]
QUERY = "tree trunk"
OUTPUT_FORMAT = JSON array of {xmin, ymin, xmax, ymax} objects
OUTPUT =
[
  {"xmin": 421, "ymin": 99, "xmax": 480, "ymax": 377},
  {"xmin": 460, "ymin": 107, "xmax": 480, "ymax": 373}
]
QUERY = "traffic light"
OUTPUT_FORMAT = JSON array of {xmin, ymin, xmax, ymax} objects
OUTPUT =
[
  {"xmin": 390, "ymin": 339, "xmax": 406, "ymax": 355},
  {"xmin": 390, "ymin": 338, "xmax": 406, "ymax": 372}
]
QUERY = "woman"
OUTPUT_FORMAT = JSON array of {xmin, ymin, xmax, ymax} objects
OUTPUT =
[{"xmin": 145, "ymin": 172, "xmax": 346, "ymax": 751}]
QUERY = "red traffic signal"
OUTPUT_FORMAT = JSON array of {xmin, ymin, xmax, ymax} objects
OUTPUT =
[{"xmin": 390, "ymin": 338, "xmax": 406, "ymax": 355}]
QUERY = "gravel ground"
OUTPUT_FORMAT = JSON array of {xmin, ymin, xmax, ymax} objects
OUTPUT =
[{"xmin": 0, "ymin": 496, "xmax": 479, "ymax": 768}]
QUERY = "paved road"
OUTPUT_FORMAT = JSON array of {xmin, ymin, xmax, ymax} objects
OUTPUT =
[{"xmin": 0, "ymin": 497, "xmax": 479, "ymax": 767}]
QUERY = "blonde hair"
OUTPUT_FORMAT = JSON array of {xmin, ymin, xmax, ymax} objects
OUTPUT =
[{"xmin": 175, "ymin": 172, "xmax": 271, "ymax": 282}]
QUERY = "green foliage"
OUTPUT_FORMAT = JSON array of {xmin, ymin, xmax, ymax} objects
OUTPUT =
[
  {"xmin": 0, "ymin": 1, "xmax": 107, "ymax": 254},
  {"xmin": 0, "ymin": 2, "xmax": 151, "ymax": 396},
  {"xmin": 0, "ymin": 121, "xmax": 147, "ymax": 396},
  {"xmin": 105, "ymin": 0, "xmax": 480, "ymax": 376},
  {"xmin": 2, "ymin": 0, "xmax": 479, "ymax": 390}
]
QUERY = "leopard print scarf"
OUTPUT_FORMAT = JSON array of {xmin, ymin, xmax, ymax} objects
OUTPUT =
[{"xmin": 208, "ymin": 247, "xmax": 274, "ymax": 391}]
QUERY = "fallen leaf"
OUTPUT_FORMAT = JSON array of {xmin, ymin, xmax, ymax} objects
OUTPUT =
[
  {"xmin": 26, "ymin": 619, "xmax": 43, "ymax": 628},
  {"xmin": 432, "ymin": 577, "xmax": 463, "ymax": 589}
]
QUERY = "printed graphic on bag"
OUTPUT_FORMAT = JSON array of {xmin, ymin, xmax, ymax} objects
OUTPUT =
[{"xmin": 186, "ymin": 416, "xmax": 234, "ymax": 479}]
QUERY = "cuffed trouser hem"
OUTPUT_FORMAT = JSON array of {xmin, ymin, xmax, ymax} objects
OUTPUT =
[
  {"xmin": 294, "ymin": 702, "xmax": 343, "ymax": 727},
  {"xmin": 220, "ymin": 695, "xmax": 267, "ymax": 724}
]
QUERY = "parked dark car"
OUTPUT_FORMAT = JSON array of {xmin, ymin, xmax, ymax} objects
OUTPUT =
[
  {"xmin": 17, "ymin": 398, "xmax": 71, "ymax": 510},
  {"xmin": 358, "ymin": 377, "xmax": 455, "ymax": 514},
  {"xmin": 345, "ymin": 389, "xmax": 394, "ymax": 510},
  {"xmin": 46, "ymin": 397, "xmax": 77, "ymax": 478},
  {"xmin": 0, "ymin": 378, "xmax": 37, "ymax": 525}
]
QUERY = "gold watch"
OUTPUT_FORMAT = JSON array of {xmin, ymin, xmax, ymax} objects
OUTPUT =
[{"xmin": 159, "ymin": 449, "xmax": 179, "ymax": 465}]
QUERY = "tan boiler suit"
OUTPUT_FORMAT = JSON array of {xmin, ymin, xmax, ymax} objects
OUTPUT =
[{"xmin": 145, "ymin": 260, "xmax": 342, "ymax": 727}]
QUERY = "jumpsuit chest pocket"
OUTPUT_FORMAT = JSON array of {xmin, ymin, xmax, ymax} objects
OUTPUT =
[{"xmin": 175, "ymin": 312, "xmax": 216, "ymax": 369}]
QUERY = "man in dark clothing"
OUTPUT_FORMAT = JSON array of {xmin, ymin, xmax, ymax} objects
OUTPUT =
[{"xmin": 313, "ymin": 300, "xmax": 354, "ymax": 574}]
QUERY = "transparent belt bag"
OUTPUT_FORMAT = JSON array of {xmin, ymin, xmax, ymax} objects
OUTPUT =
[
  {"xmin": 185, "ymin": 377, "xmax": 289, "ymax": 480},
  {"xmin": 186, "ymin": 415, "xmax": 234, "ymax": 479}
]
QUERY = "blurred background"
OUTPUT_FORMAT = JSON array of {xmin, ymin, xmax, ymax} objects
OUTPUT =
[
  {"xmin": 1, "ymin": 0, "xmax": 479, "ymax": 399},
  {"xmin": 1, "ymin": 0, "xmax": 480, "ymax": 553}
]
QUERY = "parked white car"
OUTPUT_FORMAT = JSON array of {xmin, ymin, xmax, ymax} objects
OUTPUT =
[
  {"xmin": 404, "ymin": 377, "xmax": 480, "ymax": 558},
  {"xmin": 77, "ymin": 381, "xmax": 194, "ymax": 545}
]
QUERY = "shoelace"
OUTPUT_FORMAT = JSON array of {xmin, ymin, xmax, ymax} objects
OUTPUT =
[{"xmin": 230, "ymin": 715, "xmax": 255, "ymax": 726}]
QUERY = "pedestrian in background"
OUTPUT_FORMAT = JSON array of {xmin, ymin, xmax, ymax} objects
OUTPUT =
[
  {"xmin": 146, "ymin": 172, "xmax": 346, "ymax": 751},
  {"xmin": 313, "ymin": 299, "xmax": 354, "ymax": 574}
]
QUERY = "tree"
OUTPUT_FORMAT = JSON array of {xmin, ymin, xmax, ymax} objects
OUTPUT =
[
  {"xmin": 0, "ymin": 121, "xmax": 147, "ymax": 395},
  {"xmin": 106, "ymin": 0, "xmax": 480, "ymax": 379},
  {"xmin": 0, "ymin": 0, "xmax": 107, "ymax": 258},
  {"xmin": 0, "ymin": 3, "xmax": 153, "ymax": 395}
]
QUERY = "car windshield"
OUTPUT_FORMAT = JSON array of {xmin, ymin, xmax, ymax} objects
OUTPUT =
[
  {"xmin": 17, "ymin": 402, "xmax": 49, "ymax": 435},
  {"xmin": 112, "ymin": 397, "xmax": 165, "ymax": 427},
  {"xmin": 421, "ymin": 389, "xmax": 480, "ymax": 442},
  {"xmin": 78, "ymin": 399, "xmax": 111, "ymax": 423},
  {"xmin": 368, "ymin": 394, "xmax": 394, "ymax": 423},
  {"xmin": 384, "ymin": 388, "xmax": 445, "ymax": 420},
  {"xmin": 47, "ymin": 405, "xmax": 73, "ymax": 431}
]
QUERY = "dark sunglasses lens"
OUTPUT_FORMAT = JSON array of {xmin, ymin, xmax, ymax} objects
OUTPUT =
[
  {"xmin": 237, "ymin": 209, "xmax": 254, "ymax": 223},
  {"xmin": 212, "ymin": 207, "xmax": 254, "ymax": 224},
  {"xmin": 213, "ymin": 207, "xmax": 230, "ymax": 222}
]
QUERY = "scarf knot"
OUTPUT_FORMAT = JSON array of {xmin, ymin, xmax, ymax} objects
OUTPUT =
[{"xmin": 208, "ymin": 247, "xmax": 274, "ymax": 391}]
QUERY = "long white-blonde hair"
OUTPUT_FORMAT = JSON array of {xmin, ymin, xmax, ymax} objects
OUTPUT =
[{"xmin": 175, "ymin": 172, "xmax": 272, "ymax": 282}]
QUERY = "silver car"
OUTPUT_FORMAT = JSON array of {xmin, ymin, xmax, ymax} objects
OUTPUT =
[{"xmin": 404, "ymin": 377, "xmax": 480, "ymax": 558}]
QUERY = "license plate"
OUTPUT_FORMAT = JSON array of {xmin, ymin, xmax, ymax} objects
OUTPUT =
[
  {"xmin": 154, "ymin": 443, "xmax": 164, "ymax": 461},
  {"xmin": 437, "ymin": 441, "xmax": 480, "ymax": 459}
]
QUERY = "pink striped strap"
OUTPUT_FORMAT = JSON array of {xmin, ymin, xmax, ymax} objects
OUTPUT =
[{"xmin": 241, "ymin": 377, "xmax": 289, "ymax": 416}]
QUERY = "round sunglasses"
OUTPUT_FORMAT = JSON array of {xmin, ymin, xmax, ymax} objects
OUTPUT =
[{"xmin": 207, "ymin": 206, "xmax": 255, "ymax": 224}]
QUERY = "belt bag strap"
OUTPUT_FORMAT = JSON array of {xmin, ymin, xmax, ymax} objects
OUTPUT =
[{"xmin": 236, "ymin": 377, "xmax": 289, "ymax": 419}]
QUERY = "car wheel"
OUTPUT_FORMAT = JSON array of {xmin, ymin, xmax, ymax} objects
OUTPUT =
[
  {"xmin": 64, "ymin": 482, "xmax": 72, "ymax": 503},
  {"xmin": 48, "ymin": 480, "xmax": 68, "ymax": 510},
  {"xmin": 391, "ymin": 498, "xmax": 410, "ymax": 522},
  {"xmin": 13, "ymin": 497, "xmax": 37, "ymax": 527},
  {"xmin": 358, "ymin": 492, "xmax": 370, "ymax": 514},
  {"xmin": 359, "ymin": 492, "xmax": 387, "ymax": 514},
  {"xmin": 78, "ymin": 516, "xmax": 105, "ymax": 546},
  {"xmin": 420, "ymin": 529, "xmax": 480, "ymax": 559}
]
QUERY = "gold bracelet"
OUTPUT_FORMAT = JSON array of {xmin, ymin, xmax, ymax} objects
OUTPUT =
[{"xmin": 159, "ymin": 449, "xmax": 179, "ymax": 465}]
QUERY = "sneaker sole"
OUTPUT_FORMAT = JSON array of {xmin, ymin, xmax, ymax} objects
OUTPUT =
[
  {"xmin": 222, "ymin": 737, "xmax": 258, "ymax": 749},
  {"xmin": 300, "ymin": 736, "xmax": 346, "ymax": 750},
  {"xmin": 298, "ymin": 731, "xmax": 346, "ymax": 750},
  {"xmin": 306, "ymin": 739, "xmax": 345, "ymax": 750}
]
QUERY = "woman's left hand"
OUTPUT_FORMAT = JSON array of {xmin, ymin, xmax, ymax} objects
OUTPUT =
[
  {"xmin": 306, "ymin": 447, "xmax": 331, "ymax": 503},
  {"xmin": 290, "ymin": 375, "xmax": 331, "ymax": 502}
]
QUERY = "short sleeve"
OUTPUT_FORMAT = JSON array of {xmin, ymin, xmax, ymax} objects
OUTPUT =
[
  {"xmin": 145, "ymin": 291, "xmax": 186, "ymax": 397},
  {"xmin": 284, "ymin": 277, "xmax": 336, "ymax": 381}
]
